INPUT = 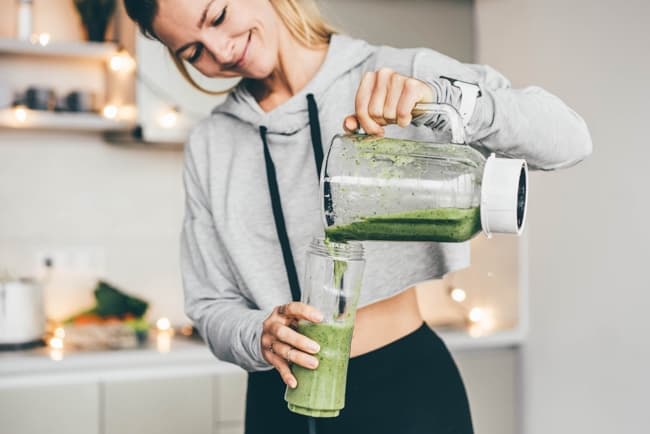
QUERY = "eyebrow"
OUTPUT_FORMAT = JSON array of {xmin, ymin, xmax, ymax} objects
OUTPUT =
[
  {"xmin": 174, "ymin": 0, "xmax": 217, "ymax": 57},
  {"xmin": 197, "ymin": 0, "xmax": 217, "ymax": 29}
]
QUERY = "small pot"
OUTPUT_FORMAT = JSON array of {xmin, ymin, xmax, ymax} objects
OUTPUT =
[
  {"xmin": 25, "ymin": 86, "xmax": 56, "ymax": 111},
  {"xmin": 64, "ymin": 90, "xmax": 96, "ymax": 112}
]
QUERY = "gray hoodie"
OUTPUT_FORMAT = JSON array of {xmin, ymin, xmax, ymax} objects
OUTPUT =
[{"xmin": 181, "ymin": 34, "xmax": 592, "ymax": 372}]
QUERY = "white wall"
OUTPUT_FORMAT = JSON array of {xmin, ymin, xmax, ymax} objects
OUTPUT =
[{"xmin": 475, "ymin": 0, "xmax": 650, "ymax": 433}]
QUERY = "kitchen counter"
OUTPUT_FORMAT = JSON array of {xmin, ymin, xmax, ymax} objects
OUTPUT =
[
  {"xmin": 0, "ymin": 334, "xmax": 241, "ymax": 388},
  {"xmin": 0, "ymin": 324, "xmax": 523, "ymax": 388}
]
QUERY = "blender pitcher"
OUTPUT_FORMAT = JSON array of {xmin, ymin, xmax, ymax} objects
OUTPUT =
[
  {"xmin": 321, "ymin": 103, "xmax": 529, "ymax": 243},
  {"xmin": 284, "ymin": 238, "xmax": 365, "ymax": 418}
]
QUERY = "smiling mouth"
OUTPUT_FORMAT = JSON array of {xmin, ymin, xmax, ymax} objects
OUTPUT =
[{"xmin": 233, "ymin": 30, "xmax": 252, "ymax": 70}]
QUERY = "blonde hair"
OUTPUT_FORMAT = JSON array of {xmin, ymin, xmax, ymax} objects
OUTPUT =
[{"xmin": 171, "ymin": 0, "xmax": 337, "ymax": 95}]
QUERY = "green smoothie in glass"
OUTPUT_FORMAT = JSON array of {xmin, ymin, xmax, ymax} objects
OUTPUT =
[{"xmin": 284, "ymin": 320, "xmax": 354, "ymax": 417}]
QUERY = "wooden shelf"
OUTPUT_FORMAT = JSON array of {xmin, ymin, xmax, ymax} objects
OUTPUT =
[
  {"xmin": 0, "ymin": 109, "xmax": 134, "ymax": 133},
  {"xmin": 431, "ymin": 323, "xmax": 526, "ymax": 351},
  {"xmin": 0, "ymin": 37, "xmax": 117, "ymax": 61}
]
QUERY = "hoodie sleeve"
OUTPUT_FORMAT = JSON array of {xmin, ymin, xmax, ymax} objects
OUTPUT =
[
  {"xmin": 181, "ymin": 131, "xmax": 272, "ymax": 372},
  {"xmin": 410, "ymin": 49, "xmax": 593, "ymax": 170}
]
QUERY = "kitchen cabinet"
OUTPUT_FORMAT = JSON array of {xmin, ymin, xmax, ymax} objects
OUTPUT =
[
  {"xmin": 103, "ymin": 375, "xmax": 214, "ymax": 434},
  {"xmin": 214, "ymin": 370, "xmax": 247, "ymax": 434},
  {"xmin": 214, "ymin": 370, "xmax": 247, "ymax": 424},
  {"xmin": 0, "ymin": 383, "xmax": 100, "ymax": 434}
]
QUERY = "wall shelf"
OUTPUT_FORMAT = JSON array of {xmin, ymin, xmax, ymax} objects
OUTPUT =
[
  {"xmin": 0, "ymin": 37, "xmax": 117, "ymax": 61},
  {"xmin": 435, "ymin": 326, "xmax": 526, "ymax": 351},
  {"xmin": 0, "ymin": 109, "xmax": 134, "ymax": 133}
]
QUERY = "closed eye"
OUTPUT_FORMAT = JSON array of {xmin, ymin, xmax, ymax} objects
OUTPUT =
[
  {"xmin": 188, "ymin": 45, "xmax": 204, "ymax": 64},
  {"xmin": 212, "ymin": 6, "xmax": 227, "ymax": 27}
]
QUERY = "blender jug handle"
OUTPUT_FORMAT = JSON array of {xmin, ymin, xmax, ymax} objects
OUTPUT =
[{"xmin": 412, "ymin": 102, "xmax": 466, "ymax": 145}]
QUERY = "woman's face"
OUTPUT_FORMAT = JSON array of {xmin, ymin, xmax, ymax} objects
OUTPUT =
[{"xmin": 152, "ymin": 0, "xmax": 281, "ymax": 79}]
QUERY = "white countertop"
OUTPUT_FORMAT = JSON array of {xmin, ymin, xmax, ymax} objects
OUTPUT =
[
  {"xmin": 0, "ymin": 335, "xmax": 241, "ymax": 388},
  {"xmin": 0, "ymin": 325, "xmax": 523, "ymax": 388}
]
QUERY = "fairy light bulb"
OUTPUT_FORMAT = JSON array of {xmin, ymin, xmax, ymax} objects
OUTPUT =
[
  {"xmin": 468, "ymin": 307, "xmax": 485, "ymax": 323},
  {"xmin": 103, "ymin": 105, "xmax": 118, "ymax": 119},
  {"xmin": 109, "ymin": 49, "xmax": 136, "ymax": 72},
  {"xmin": 49, "ymin": 336, "xmax": 63, "ymax": 350},
  {"xmin": 13, "ymin": 105, "xmax": 28, "ymax": 123},
  {"xmin": 54, "ymin": 327, "xmax": 65, "ymax": 339},
  {"xmin": 38, "ymin": 33, "xmax": 50, "ymax": 46},
  {"xmin": 158, "ymin": 107, "xmax": 179, "ymax": 129},
  {"xmin": 156, "ymin": 317, "xmax": 171, "ymax": 331},
  {"xmin": 450, "ymin": 288, "xmax": 467, "ymax": 303},
  {"xmin": 30, "ymin": 33, "xmax": 50, "ymax": 46}
]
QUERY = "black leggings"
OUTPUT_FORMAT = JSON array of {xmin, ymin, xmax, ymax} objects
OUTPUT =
[{"xmin": 245, "ymin": 323, "xmax": 474, "ymax": 434}]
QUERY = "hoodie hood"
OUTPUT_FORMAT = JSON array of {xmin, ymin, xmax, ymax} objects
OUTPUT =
[{"xmin": 212, "ymin": 34, "xmax": 374, "ymax": 135}]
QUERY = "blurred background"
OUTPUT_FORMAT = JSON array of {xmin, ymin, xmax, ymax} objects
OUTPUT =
[{"xmin": 0, "ymin": 0, "xmax": 648, "ymax": 433}]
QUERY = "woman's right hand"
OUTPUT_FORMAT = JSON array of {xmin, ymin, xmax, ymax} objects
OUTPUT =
[{"xmin": 261, "ymin": 302, "xmax": 323, "ymax": 388}]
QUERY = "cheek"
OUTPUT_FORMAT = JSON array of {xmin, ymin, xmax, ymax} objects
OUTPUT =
[{"xmin": 246, "ymin": 33, "xmax": 277, "ymax": 77}]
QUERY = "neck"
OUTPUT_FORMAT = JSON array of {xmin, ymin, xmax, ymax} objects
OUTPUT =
[{"xmin": 249, "ymin": 28, "xmax": 328, "ymax": 112}]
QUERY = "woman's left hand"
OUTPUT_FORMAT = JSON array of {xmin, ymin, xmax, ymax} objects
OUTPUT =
[{"xmin": 343, "ymin": 68, "xmax": 435, "ymax": 136}]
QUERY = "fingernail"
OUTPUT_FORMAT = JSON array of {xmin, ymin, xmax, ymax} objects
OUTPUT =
[
  {"xmin": 313, "ymin": 312, "xmax": 323, "ymax": 322},
  {"xmin": 310, "ymin": 359, "xmax": 319, "ymax": 369},
  {"xmin": 289, "ymin": 378, "xmax": 297, "ymax": 389},
  {"xmin": 309, "ymin": 342, "xmax": 321, "ymax": 353}
]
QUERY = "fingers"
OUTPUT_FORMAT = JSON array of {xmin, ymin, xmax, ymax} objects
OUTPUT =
[
  {"xmin": 266, "ymin": 322, "xmax": 320, "ymax": 354},
  {"xmin": 263, "ymin": 347, "xmax": 297, "ymax": 388},
  {"xmin": 271, "ymin": 339, "xmax": 319, "ymax": 370},
  {"xmin": 368, "ymin": 68, "xmax": 393, "ymax": 127},
  {"xmin": 260, "ymin": 302, "xmax": 324, "ymax": 388},
  {"xmin": 396, "ymin": 78, "xmax": 425, "ymax": 127},
  {"xmin": 343, "ymin": 115, "xmax": 359, "ymax": 132},
  {"xmin": 355, "ymin": 71, "xmax": 382, "ymax": 135},
  {"xmin": 350, "ymin": 69, "xmax": 434, "ymax": 134},
  {"xmin": 280, "ymin": 302, "xmax": 323, "ymax": 323},
  {"xmin": 384, "ymin": 73, "xmax": 406, "ymax": 123}
]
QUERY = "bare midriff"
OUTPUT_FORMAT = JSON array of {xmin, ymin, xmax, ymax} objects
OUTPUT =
[{"xmin": 350, "ymin": 286, "xmax": 423, "ymax": 357}]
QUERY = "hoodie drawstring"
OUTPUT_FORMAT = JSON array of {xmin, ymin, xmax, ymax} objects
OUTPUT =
[
  {"xmin": 259, "ymin": 94, "xmax": 325, "ymax": 302},
  {"xmin": 306, "ymin": 93, "xmax": 324, "ymax": 177},
  {"xmin": 260, "ymin": 125, "xmax": 302, "ymax": 303}
]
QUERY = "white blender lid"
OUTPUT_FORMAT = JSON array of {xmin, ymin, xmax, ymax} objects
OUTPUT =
[{"xmin": 480, "ymin": 154, "xmax": 528, "ymax": 237}]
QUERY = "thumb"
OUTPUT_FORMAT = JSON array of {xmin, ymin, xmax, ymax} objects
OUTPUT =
[{"xmin": 343, "ymin": 115, "xmax": 359, "ymax": 132}]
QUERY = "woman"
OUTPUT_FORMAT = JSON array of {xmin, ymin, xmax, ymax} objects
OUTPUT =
[{"xmin": 124, "ymin": 1, "xmax": 592, "ymax": 433}]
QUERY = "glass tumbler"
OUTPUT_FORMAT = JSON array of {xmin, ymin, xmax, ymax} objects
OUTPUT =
[{"xmin": 284, "ymin": 238, "xmax": 365, "ymax": 418}]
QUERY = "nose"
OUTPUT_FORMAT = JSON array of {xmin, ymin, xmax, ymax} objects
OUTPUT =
[{"xmin": 202, "ymin": 35, "xmax": 236, "ymax": 66}]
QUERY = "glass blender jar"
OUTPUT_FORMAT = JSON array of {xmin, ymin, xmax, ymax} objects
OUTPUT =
[
  {"xmin": 321, "ymin": 103, "xmax": 528, "ymax": 242},
  {"xmin": 284, "ymin": 238, "xmax": 365, "ymax": 418}
]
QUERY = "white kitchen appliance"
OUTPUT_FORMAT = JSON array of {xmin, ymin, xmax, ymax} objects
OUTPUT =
[{"xmin": 0, "ymin": 277, "xmax": 46, "ymax": 350}]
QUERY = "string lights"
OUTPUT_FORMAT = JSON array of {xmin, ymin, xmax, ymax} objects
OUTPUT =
[
  {"xmin": 13, "ymin": 105, "xmax": 28, "ymax": 123},
  {"xmin": 109, "ymin": 48, "xmax": 136, "ymax": 73},
  {"xmin": 446, "ymin": 286, "xmax": 496, "ymax": 337},
  {"xmin": 29, "ymin": 33, "xmax": 51, "ymax": 47}
]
